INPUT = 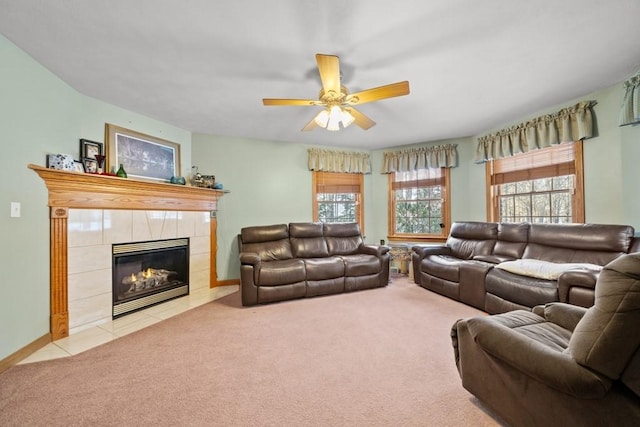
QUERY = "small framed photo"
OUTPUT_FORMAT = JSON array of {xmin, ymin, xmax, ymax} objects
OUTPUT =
[
  {"xmin": 80, "ymin": 139, "xmax": 103, "ymax": 160},
  {"xmin": 73, "ymin": 160, "xmax": 85, "ymax": 173},
  {"xmin": 83, "ymin": 158, "xmax": 98, "ymax": 173}
]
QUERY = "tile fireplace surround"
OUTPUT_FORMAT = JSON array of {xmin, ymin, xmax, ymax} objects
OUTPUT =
[
  {"xmin": 68, "ymin": 209, "xmax": 210, "ymax": 333},
  {"xmin": 29, "ymin": 164, "xmax": 225, "ymax": 340}
]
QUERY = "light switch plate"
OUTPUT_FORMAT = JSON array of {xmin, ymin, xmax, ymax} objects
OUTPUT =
[{"xmin": 10, "ymin": 202, "xmax": 20, "ymax": 218}]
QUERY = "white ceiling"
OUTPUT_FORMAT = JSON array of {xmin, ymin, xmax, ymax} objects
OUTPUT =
[{"xmin": 2, "ymin": 0, "xmax": 640, "ymax": 150}]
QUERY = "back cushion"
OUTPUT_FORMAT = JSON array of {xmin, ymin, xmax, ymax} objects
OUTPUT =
[
  {"xmin": 493, "ymin": 223, "xmax": 528, "ymax": 259},
  {"xmin": 567, "ymin": 253, "xmax": 640, "ymax": 379},
  {"xmin": 240, "ymin": 224, "xmax": 292, "ymax": 261},
  {"xmin": 524, "ymin": 223, "xmax": 635, "ymax": 265},
  {"xmin": 446, "ymin": 222, "xmax": 498, "ymax": 260},
  {"xmin": 324, "ymin": 222, "xmax": 363, "ymax": 255},
  {"xmin": 289, "ymin": 222, "xmax": 329, "ymax": 258}
]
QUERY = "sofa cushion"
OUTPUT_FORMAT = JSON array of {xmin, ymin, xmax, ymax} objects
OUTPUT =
[
  {"xmin": 496, "ymin": 259, "xmax": 602, "ymax": 280},
  {"xmin": 240, "ymin": 224, "xmax": 293, "ymax": 261},
  {"xmin": 524, "ymin": 223, "xmax": 634, "ymax": 265},
  {"xmin": 446, "ymin": 222, "xmax": 498, "ymax": 260},
  {"xmin": 303, "ymin": 257, "xmax": 345, "ymax": 280},
  {"xmin": 241, "ymin": 223, "xmax": 289, "ymax": 243},
  {"xmin": 341, "ymin": 254, "xmax": 381, "ymax": 277},
  {"xmin": 257, "ymin": 259, "xmax": 306, "ymax": 286},
  {"xmin": 324, "ymin": 223, "xmax": 363, "ymax": 255},
  {"xmin": 290, "ymin": 222, "xmax": 329, "ymax": 258},
  {"xmin": 422, "ymin": 255, "xmax": 463, "ymax": 283},
  {"xmin": 486, "ymin": 268, "xmax": 558, "ymax": 307},
  {"xmin": 493, "ymin": 223, "xmax": 529, "ymax": 259}
]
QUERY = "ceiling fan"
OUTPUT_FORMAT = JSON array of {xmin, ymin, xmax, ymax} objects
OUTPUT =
[{"xmin": 262, "ymin": 54, "xmax": 410, "ymax": 131}]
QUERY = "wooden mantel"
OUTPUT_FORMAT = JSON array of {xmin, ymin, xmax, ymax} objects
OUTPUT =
[
  {"xmin": 28, "ymin": 164, "xmax": 225, "ymax": 340},
  {"xmin": 29, "ymin": 164, "xmax": 224, "ymax": 211}
]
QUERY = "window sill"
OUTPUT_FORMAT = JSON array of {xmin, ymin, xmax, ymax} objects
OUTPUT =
[{"xmin": 387, "ymin": 235, "xmax": 447, "ymax": 244}]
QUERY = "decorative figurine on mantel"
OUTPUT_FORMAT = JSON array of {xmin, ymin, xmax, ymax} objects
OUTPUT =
[{"xmin": 190, "ymin": 165, "xmax": 216, "ymax": 188}]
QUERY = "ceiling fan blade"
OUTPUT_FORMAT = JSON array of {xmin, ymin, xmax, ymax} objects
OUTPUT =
[
  {"xmin": 345, "ymin": 107, "xmax": 376, "ymax": 130},
  {"xmin": 263, "ymin": 98, "xmax": 320, "ymax": 106},
  {"xmin": 316, "ymin": 54, "xmax": 340, "ymax": 95},
  {"xmin": 301, "ymin": 115, "xmax": 319, "ymax": 132},
  {"xmin": 346, "ymin": 81, "xmax": 410, "ymax": 105}
]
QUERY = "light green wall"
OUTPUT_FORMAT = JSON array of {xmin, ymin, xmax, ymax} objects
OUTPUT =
[
  {"xmin": 0, "ymin": 35, "xmax": 191, "ymax": 360},
  {"xmin": 1, "ymin": 35, "xmax": 81, "ymax": 360},
  {"xmin": 2, "ymin": 31, "xmax": 639, "ymax": 361},
  {"xmin": 191, "ymin": 135, "xmax": 312, "ymax": 279},
  {"xmin": 621, "ymin": 121, "xmax": 640, "ymax": 227}
]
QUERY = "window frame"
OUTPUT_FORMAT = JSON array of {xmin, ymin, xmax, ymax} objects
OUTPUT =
[
  {"xmin": 387, "ymin": 167, "xmax": 451, "ymax": 243},
  {"xmin": 312, "ymin": 171, "xmax": 364, "ymax": 234},
  {"xmin": 485, "ymin": 141, "xmax": 585, "ymax": 223}
]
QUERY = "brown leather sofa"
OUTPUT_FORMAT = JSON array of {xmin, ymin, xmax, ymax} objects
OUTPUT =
[
  {"xmin": 412, "ymin": 221, "xmax": 639, "ymax": 313},
  {"xmin": 451, "ymin": 252, "xmax": 640, "ymax": 426},
  {"xmin": 238, "ymin": 222, "xmax": 390, "ymax": 306}
]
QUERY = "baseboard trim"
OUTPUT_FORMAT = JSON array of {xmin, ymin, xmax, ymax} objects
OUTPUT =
[
  {"xmin": 0, "ymin": 333, "xmax": 52, "ymax": 374},
  {"xmin": 211, "ymin": 279, "xmax": 240, "ymax": 288}
]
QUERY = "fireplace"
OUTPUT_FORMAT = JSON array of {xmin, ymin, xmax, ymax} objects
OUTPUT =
[{"xmin": 112, "ymin": 238, "xmax": 190, "ymax": 318}]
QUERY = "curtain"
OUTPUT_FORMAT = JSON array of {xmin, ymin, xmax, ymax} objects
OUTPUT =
[
  {"xmin": 474, "ymin": 101, "xmax": 595, "ymax": 163},
  {"xmin": 382, "ymin": 144, "xmax": 458, "ymax": 173},
  {"xmin": 619, "ymin": 71, "xmax": 640, "ymax": 126},
  {"xmin": 307, "ymin": 148, "xmax": 371, "ymax": 173}
]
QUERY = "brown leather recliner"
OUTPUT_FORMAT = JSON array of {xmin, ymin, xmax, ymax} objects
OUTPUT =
[{"xmin": 451, "ymin": 252, "xmax": 640, "ymax": 426}]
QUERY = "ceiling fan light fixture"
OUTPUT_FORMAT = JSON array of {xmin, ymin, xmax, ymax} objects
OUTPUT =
[
  {"xmin": 341, "ymin": 108, "xmax": 355, "ymax": 128},
  {"xmin": 263, "ymin": 54, "xmax": 409, "ymax": 132},
  {"xmin": 327, "ymin": 105, "xmax": 344, "ymax": 131},
  {"xmin": 314, "ymin": 109, "xmax": 330, "ymax": 127}
]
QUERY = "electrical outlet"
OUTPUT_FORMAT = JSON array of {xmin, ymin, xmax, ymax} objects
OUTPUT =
[{"xmin": 10, "ymin": 202, "xmax": 21, "ymax": 218}]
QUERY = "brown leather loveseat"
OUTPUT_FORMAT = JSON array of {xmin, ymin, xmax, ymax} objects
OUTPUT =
[
  {"xmin": 412, "ymin": 221, "xmax": 639, "ymax": 313},
  {"xmin": 238, "ymin": 222, "xmax": 390, "ymax": 306}
]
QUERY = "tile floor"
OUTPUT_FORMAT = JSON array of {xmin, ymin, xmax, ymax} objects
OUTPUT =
[{"xmin": 19, "ymin": 284, "xmax": 239, "ymax": 365}]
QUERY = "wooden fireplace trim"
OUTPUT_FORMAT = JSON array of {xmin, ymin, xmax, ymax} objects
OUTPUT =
[{"xmin": 29, "ymin": 164, "xmax": 225, "ymax": 340}]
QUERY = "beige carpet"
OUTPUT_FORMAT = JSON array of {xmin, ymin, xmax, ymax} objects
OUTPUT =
[{"xmin": 0, "ymin": 277, "xmax": 505, "ymax": 426}]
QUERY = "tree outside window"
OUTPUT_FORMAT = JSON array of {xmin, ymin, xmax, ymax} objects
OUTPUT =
[
  {"xmin": 388, "ymin": 168, "xmax": 450, "ymax": 242},
  {"xmin": 313, "ymin": 171, "xmax": 363, "ymax": 232},
  {"xmin": 486, "ymin": 142, "xmax": 584, "ymax": 223}
]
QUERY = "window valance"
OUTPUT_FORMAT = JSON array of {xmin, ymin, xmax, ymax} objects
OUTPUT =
[
  {"xmin": 474, "ymin": 101, "xmax": 595, "ymax": 163},
  {"xmin": 307, "ymin": 148, "xmax": 371, "ymax": 174},
  {"xmin": 382, "ymin": 144, "xmax": 458, "ymax": 173},
  {"xmin": 619, "ymin": 71, "xmax": 640, "ymax": 126}
]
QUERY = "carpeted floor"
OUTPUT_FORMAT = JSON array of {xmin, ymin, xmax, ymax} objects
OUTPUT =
[{"xmin": 0, "ymin": 276, "xmax": 505, "ymax": 426}]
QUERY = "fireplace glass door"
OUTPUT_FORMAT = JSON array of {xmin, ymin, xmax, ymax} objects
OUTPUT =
[{"xmin": 112, "ymin": 238, "xmax": 189, "ymax": 318}]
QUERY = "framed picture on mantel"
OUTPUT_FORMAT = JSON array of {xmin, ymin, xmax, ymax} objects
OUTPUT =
[{"xmin": 105, "ymin": 123, "xmax": 181, "ymax": 182}]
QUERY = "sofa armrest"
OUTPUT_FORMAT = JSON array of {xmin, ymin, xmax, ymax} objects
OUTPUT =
[
  {"xmin": 464, "ymin": 315, "xmax": 611, "ymax": 398},
  {"xmin": 411, "ymin": 244, "xmax": 451, "ymax": 258},
  {"xmin": 360, "ymin": 244, "xmax": 390, "ymax": 257},
  {"xmin": 411, "ymin": 245, "xmax": 451, "ymax": 285},
  {"xmin": 557, "ymin": 269, "xmax": 599, "ymax": 303},
  {"xmin": 239, "ymin": 252, "xmax": 261, "ymax": 266},
  {"xmin": 538, "ymin": 302, "xmax": 588, "ymax": 332}
]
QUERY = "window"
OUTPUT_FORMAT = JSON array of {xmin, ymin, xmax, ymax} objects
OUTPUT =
[
  {"xmin": 486, "ymin": 141, "xmax": 584, "ymax": 223},
  {"xmin": 313, "ymin": 171, "xmax": 364, "ymax": 232},
  {"xmin": 388, "ymin": 167, "xmax": 450, "ymax": 241}
]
